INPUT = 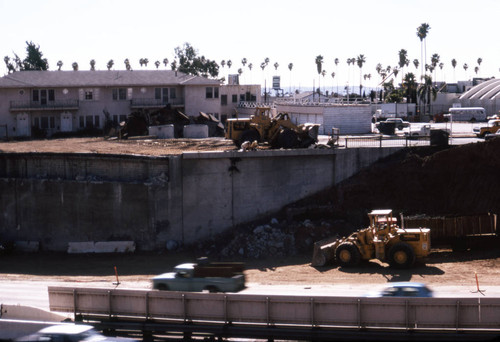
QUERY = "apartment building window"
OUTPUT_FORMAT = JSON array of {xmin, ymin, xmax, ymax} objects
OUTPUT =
[
  {"xmin": 112, "ymin": 88, "xmax": 127, "ymax": 100},
  {"xmin": 85, "ymin": 90, "xmax": 93, "ymax": 100},
  {"xmin": 221, "ymin": 95, "xmax": 227, "ymax": 106},
  {"xmin": 155, "ymin": 88, "xmax": 169, "ymax": 104},
  {"xmin": 206, "ymin": 87, "xmax": 219, "ymax": 99},
  {"xmin": 232, "ymin": 94, "xmax": 238, "ymax": 103},
  {"xmin": 79, "ymin": 88, "xmax": 99, "ymax": 101},
  {"xmin": 32, "ymin": 89, "xmax": 55, "ymax": 105},
  {"xmin": 79, "ymin": 115, "xmax": 100, "ymax": 128},
  {"xmin": 33, "ymin": 116, "xmax": 55, "ymax": 129}
]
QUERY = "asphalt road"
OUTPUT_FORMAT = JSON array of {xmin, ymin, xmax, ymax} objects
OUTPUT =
[{"xmin": 1, "ymin": 280, "xmax": 497, "ymax": 313}]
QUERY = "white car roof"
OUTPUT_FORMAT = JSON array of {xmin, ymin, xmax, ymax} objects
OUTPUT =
[{"xmin": 39, "ymin": 324, "xmax": 95, "ymax": 334}]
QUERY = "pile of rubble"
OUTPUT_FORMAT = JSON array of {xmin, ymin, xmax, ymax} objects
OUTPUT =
[{"xmin": 191, "ymin": 217, "xmax": 343, "ymax": 259}]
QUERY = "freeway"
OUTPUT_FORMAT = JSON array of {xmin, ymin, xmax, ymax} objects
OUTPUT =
[{"xmin": 1, "ymin": 280, "xmax": 498, "ymax": 313}]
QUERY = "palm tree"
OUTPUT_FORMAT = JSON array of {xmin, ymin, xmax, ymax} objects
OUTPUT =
[
  {"xmin": 274, "ymin": 62, "xmax": 279, "ymax": 72},
  {"xmin": 477, "ymin": 58, "xmax": 482, "ymax": 66},
  {"xmin": 416, "ymin": 23, "xmax": 431, "ymax": 80},
  {"xmin": 154, "ymin": 60, "xmax": 160, "ymax": 69},
  {"xmin": 288, "ymin": 63, "xmax": 293, "ymax": 94},
  {"xmin": 393, "ymin": 67, "xmax": 399, "ymax": 84},
  {"xmin": 417, "ymin": 75, "xmax": 437, "ymax": 118},
  {"xmin": 331, "ymin": 72, "xmax": 336, "ymax": 95},
  {"xmin": 398, "ymin": 49, "xmax": 408, "ymax": 84},
  {"xmin": 57, "ymin": 60, "xmax": 63, "ymax": 71},
  {"xmin": 321, "ymin": 70, "xmax": 326, "ymax": 94},
  {"xmin": 430, "ymin": 53, "xmax": 440, "ymax": 83},
  {"xmin": 260, "ymin": 61, "xmax": 268, "ymax": 97},
  {"xmin": 334, "ymin": 58, "xmax": 339, "ymax": 95},
  {"xmin": 413, "ymin": 59, "xmax": 419, "ymax": 71},
  {"xmin": 356, "ymin": 54, "xmax": 366, "ymax": 95},
  {"xmin": 220, "ymin": 60, "xmax": 226, "ymax": 69},
  {"xmin": 451, "ymin": 58, "xmax": 457, "ymax": 82},
  {"xmin": 241, "ymin": 58, "xmax": 247, "ymax": 67},
  {"xmin": 124, "ymin": 59, "xmax": 131, "ymax": 71},
  {"xmin": 315, "ymin": 55, "xmax": 324, "ymax": 96},
  {"xmin": 463, "ymin": 63, "xmax": 469, "ymax": 79},
  {"xmin": 143, "ymin": 58, "xmax": 149, "ymax": 67},
  {"xmin": 346, "ymin": 58, "xmax": 352, "ymax": 94},
  {"xmin": 474, "ymin": 66, "xmax": 479, "ymax": 75},
  {"xmin": 247, "ymin": 62, "xmax": 253, "ymax": 84},
  {"xmin": 163, "ymin": 58, "xmax": 169, "ymax": 68},
  {"xmin": 90, "ymin": 59, "xmax": 96, "ymax": 71},
  {"xmin": 71, "ymin": 62, "xmax": 78, "ymax": 71},
  {"xmin": 403, "ymin": 72, "xmax": 418, "ymax": 104},
  {"xmin": 107, "ymin": 60, "xmax": 114, "ymax": 70},
  {"xmin": 227, "ymin": 60, "xmax": 232, "ymax": 69}
]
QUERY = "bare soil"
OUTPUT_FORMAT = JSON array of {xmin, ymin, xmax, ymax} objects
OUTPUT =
[{"xmin": 0, "ymin": 136, "xmax": 499, "ymax": 289}]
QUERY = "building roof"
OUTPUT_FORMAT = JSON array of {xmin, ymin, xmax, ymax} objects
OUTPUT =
[
  {"xmin": 0, "ymin": 70, "xmax": 221, "ymax": 88},
  {"xmin": 459, "ymin": 78, "xmax": 500, "ymax": 101}
]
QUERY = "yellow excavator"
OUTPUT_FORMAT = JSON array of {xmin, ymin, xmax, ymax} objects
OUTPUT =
[
  {"xmin": 225, "ymin": 106, "xmax": 320, "ymax": 149},
  {"xmin": 311, "ymin": 209, "xmax": 431, "ymax": 268}
]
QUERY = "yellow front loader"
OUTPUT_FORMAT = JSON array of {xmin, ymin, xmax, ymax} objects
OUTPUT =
[
  {"xmin": 225, "ymin": 106, "xmax": 319, "ymax": 149},
  {"xmin": 311, "ymin": 209, "xmax": 431, "ymax": 269}
]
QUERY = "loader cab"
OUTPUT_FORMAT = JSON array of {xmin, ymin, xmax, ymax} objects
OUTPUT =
[{"xmin": 369, "ymin": 209, "xmax": 398, "ymax": 237}]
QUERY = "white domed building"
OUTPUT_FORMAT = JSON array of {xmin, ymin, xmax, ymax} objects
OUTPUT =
[{"xmin": 458, "ymin": 78, "xmax": 500, "ymax": 115}]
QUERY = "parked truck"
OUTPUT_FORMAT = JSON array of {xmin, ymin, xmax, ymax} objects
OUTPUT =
[
  {"xmin": 473, "ymin": 119, "xmax": 500, "ymax": 138},
  {"xmin": 152, "ymin": 259, "xmax": 246, "ymax": 293},
  {"xmin": 311, "ymin": 209, "xmax": 431, "ymax": 269}
]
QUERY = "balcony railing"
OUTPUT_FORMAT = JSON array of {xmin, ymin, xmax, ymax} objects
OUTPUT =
[
  {"xmin": 130, "ymin": 98, "xmax": 185, "ymax": 108},
  {"xmin": 10, "ymin": 99, "xmax": 79, "ymax": 111}
]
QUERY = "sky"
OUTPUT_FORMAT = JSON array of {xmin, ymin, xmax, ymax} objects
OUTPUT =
[{"xmin": 1, "ymin": 0, "xmax": 500, "ymax": 92}]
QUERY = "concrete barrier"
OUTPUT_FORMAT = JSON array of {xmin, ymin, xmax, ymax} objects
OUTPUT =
[
  {"xmin": 67, "ymin": 241, "xmax": 135, "ymax": 253},
  {"xmin": 148, "ymin": 124, "xmax": 174, "ymax": 139},
  {"xmin": 94, "ymin": 241, "xmax": 135, "ymax": 253},
  {"xmin": 15, "ymin": 241, "xmax": 40, "ymax": 252},
  {"xmin": 183, "ymin": 124, "xmax": 208, "ymax": 138}
]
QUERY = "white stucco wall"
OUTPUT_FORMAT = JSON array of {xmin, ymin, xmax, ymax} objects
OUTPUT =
[{"xmin": 184, "ymin": 85, "xmax": 221, "ymax": 118}]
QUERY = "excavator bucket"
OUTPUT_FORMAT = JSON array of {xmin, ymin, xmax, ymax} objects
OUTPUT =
[{"xmin": 311, "ymin": 236, "xmax": 341, "ymax": 267}]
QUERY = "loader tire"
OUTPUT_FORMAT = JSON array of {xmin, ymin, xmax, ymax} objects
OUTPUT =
[
  {"xmin": 388, "ymin": 242, "xmax": 415, "ymax": 269},
  {"xmin": 335, "ymin": 243, "xmax": 361, "ymax": 267},
  {"xmin": 239, "ymin": 129, "xmax": 260, "ymax": 147}
]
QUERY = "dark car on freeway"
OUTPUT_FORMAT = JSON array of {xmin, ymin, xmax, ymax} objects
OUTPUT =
[{"xmin": 365, "ymin": 282, "xmax": 434, "ymax": 297}]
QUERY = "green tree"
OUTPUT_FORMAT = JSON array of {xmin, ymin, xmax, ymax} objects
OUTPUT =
[
  {"xmin": 402, "ymin": 72, "xmax": 418, "ymax": 104},
  {"xmin": 451, "ymin": 58, "xmax": 457, "ymax": 82},
  {"xmin": 4, "ymin": 41, "xmax": 48, "ymax": 72},
  {"xmin": 417, "ymin": 75, "xmax": 437, "ymax": 117},
  {"xmin": 416, "ymin": 23, "xmax": 430, "ymax": 79},
  {"xmin": 356, "ymin": 54, "xmax": 366, "ymax": 95},
  {"xmin": 398, "ymin": 49, "xmax": 408, "ymax": 84},
  {"xmin": 430, "ymin": 53, "xmax": 440, "ymax": 82},
  {"xmin": 315, "ymin": 55, "xmax": 324, "ymax": 95},
  {"xmin": 174, "ymin": 43, "xmax": 219, "ymax": 78}
]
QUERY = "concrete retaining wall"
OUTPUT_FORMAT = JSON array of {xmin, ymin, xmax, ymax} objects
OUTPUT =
[{"xmin": 0, "ymin": 147, "xmax": 402, "ymax": 251}]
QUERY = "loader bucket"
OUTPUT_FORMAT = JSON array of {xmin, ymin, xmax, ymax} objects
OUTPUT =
[{"xmin": 311, "ymin": 236, "xmax": 340, "ymax": 267}]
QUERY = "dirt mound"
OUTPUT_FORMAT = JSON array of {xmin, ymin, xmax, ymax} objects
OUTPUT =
[{"xmin": 330, "ymin": 138, "xmax": 500, "ymax": 217}]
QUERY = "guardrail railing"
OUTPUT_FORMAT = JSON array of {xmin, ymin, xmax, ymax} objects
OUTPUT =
[{"xmin": 48, "ymin": 286, "xmax": 500, "ymax": 331}]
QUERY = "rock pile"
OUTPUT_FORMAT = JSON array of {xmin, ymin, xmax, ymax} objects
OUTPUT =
[{"xmin": 195, "ymin": 217, "xmax": 343, "ymax": 259}]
